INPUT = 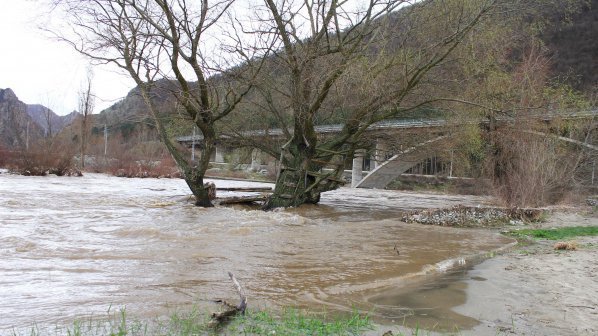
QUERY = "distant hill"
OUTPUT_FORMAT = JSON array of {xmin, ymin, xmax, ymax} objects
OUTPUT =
[
  {"xmin": 95, "ymin": 78, "xmax": 177, "ymax": 126},
  {"xmin": 0, "ymin": 88, "xmax": 44, "ymax": 149},
  {"xmin": 42, "ymin": 80, "xmax": 177, "ymax": 159},
  {"xmin": 0, "ymin": 88, "xmax": 82, "ymax": 150}
]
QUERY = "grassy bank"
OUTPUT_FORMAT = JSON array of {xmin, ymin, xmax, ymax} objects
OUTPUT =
[
  {"xmin": 509, "ymin": 226, "xmax": 598, "ymax": 240},
  {"xmin": 10, "ymin": 308, "xmax": 373, "ymax": 336}
]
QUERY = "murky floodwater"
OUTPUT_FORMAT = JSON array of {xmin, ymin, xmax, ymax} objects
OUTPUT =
[{"xmin": 0, "ymin": 172, "xmax": 512, "ymax": 332}]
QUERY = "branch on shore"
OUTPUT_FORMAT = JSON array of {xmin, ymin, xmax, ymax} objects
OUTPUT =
[{"xmin": 209, "ymin": 272, "xmax": 247, "ymax": 328}]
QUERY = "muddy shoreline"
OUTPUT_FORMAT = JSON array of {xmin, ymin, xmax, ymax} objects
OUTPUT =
[
  {"xmin": 460, "ymin": 211, "xmax": 598, "ymax": 336},
  {"xmin": 372, "ymin": 210, "xmax": 598, "ymax": 336}
]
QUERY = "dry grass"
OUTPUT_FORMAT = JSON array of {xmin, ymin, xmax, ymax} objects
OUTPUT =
[{"xmin": 553, "ymin": 241, "xmax": 578, "ymax": 251}]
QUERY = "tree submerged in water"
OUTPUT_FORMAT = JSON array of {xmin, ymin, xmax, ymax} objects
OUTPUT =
[
  {"xmin": 222, "ymin": 0, "xmax": 504, "ymax": 209},
  {"xmin": 52, "ymin": 0, "xmax": 265, "ymax": 206}
]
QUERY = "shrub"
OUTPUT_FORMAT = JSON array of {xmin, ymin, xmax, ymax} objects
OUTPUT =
[
  {"xmin": 6, "ymin": 141, "xmax": 80, "ymax": 176},
  {"xmin": 486, "ymin": 131, "xmax": 578, "ymax": 207}
]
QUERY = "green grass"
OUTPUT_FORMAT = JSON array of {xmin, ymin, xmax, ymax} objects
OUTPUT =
[
  {"xmin": 10, "ymin": 307, "xmax": 373, "ymax": 336},
  {"xmin": 227, "ymin": 309, "xmax": 373, "ymax": 335},
  {"xmin": 509, "ymin": 226, "xmax": 598, "ymax": 240}
]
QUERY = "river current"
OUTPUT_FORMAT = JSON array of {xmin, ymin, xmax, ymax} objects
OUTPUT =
[{"xmin": 0, "ymin": 172, "xmax": 512, "ymax": 331}]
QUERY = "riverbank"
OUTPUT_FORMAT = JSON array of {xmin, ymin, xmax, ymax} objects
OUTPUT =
[
  {"xmin": 462, "ymin": 210, "xmax": 598, "ymax": 335},
  {"xmin": 375, "ymin": 210, "xmax": 598, "ymax": 336}
]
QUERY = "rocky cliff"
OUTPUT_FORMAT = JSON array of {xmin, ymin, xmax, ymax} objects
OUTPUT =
[
  {"xmin": 26, "ymin": 104, "xmax": 79, "ymax": 137},
  {"xmin": 0, "ymin": 88, "xmax": 43, "ymax": 149}
]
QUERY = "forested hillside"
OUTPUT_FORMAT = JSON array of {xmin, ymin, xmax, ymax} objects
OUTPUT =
[
  {"xmin": 93, "ymin": 0, "xmax": 596, "ymax": 141},
  {"xmin": 543, "ymin": 0, "xmax": 597, "ymax": 92}
]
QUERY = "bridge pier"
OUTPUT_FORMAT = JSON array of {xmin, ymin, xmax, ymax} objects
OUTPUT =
[
  {"xmin": 351, "ymin": 149, "xmax": 365, "ymax": 188},
  {"xmin": 374, "ymin": 139, "xmax": 389, "ymax": 169},
  {"xmin": 214, "ymin": 145, "xmax": 226, "ymax": 163},
  {"xmin": 251, "ymin": 149, "xmax": 262, "ymax": 171}
]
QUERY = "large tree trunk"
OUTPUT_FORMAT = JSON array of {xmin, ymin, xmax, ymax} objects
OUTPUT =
[
  {"xmin": 152, "ymin": 119, "xmax": 215, "ymax": 207},
  {"xmin": 263, "ymin": 150, "xmax": 320, "ymax": 209},
  {"xmin": 185, "ymin": 172, "xmax": 214, "ymax": 207},
  {"xmin": 136, "ymin": 86, "xmax": 216, "ymax": 207},
  {"xmin": 263, "ymin": 136, "xmax": 347, "ymax": 209},
  {"xmin": 188, "ymin": 132, "xmax": 215, "ymax": 207},
  {"xmin": 178, "ymin": 129, "xmax": 216, "ymax": 207}
]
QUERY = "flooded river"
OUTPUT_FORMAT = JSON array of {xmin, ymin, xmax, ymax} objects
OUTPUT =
[{"xmin": 0, "ymin": 172, "xmax": 512, "ymax": 332}]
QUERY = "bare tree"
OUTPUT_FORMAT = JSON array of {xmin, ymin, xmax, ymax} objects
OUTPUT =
[
  {"xmin": 443, "ymin": 0, "xmax": 595, "ymax": 205},
  {"xmin": 79, "ymin": 70, "xmax": 95, "ymax": 169},
  {"xmin": 78, "ymin": 69, "xmax": 95, "ymax": 169},
  {"xmin": 51, "ymin": 0, "xmax": 265, "ymax": 206},
  {"xmin": 221, "ymin": 0, "xmax": 502, "ymax": 208}
]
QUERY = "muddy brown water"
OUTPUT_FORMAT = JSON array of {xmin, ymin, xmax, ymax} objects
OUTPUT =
[{"xmin": 0, "ymin": 172, "xmax": 512, "ymax": 332}]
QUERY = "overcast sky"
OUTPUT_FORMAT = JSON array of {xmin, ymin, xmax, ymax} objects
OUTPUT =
[
  {"xmin": 1, "ymin": 0, "xmax": 395, "ymax": 116},
  {"xmin": 0, "ymin": 1, "xmax": 133, "ymax": 115}
]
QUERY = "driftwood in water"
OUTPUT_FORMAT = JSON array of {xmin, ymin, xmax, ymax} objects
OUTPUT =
[
  {"xmin": 216, "ymin": 187, "xmax": 273, "ymax": 192},
  {"xmin": 209, "ymin": 272, "xmax": 247, "ymax": 328},
  {"xmin": 216, "ymin": 195, "xmax": 268, "ymax": 205}
]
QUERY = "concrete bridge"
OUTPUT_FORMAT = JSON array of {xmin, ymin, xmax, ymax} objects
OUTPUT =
[
  {"xmin": 177, "ymin": 118, "xmax": 450, "ymax": 176},
  {"xmin": 177, "ymin": 110, "xmax": 598, "ymax": 189}
]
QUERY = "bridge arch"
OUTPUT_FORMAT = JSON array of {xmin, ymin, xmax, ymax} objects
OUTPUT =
[
  {"xmin": 355, "ymin": 131, "xmax": 598, "ymax": 189},
  {"xmin": 355, "ymin": 135, "xmax": 449, "ymax": 189}
]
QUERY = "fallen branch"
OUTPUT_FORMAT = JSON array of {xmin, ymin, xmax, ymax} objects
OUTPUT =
[
  {"xmin": 216, "ymin": 195, "xmax": 268, "ymax": 205},
  {"xmin": 216, "ymin": 187, "xmax": 272, "ymax": 192},
  {"xmin": 229, "ymin": 271, "xmax": 248, "ymax": 313},
  {"xmin": 209, "ymin": 272, "xmax": 248, "ymax": 328}
]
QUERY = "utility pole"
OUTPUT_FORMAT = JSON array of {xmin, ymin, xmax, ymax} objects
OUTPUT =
[{"xmin": 104, "ymin": 124, "xmax": 108, "ymax": 156}]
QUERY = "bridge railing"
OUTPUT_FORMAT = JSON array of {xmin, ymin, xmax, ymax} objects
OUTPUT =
[{"xmin": 176, "ymin": 109, "xmax": 598, "ymax": 145}]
